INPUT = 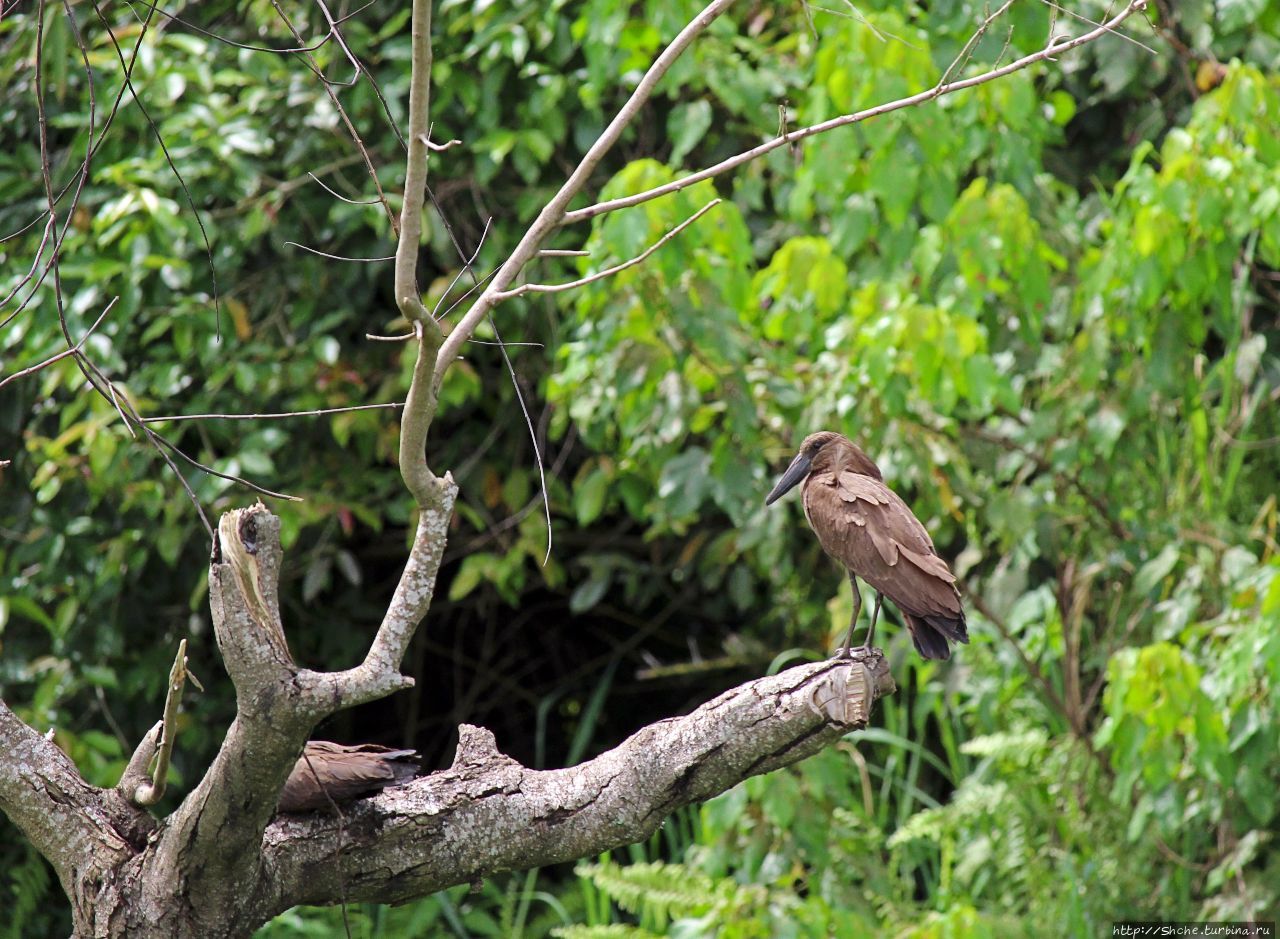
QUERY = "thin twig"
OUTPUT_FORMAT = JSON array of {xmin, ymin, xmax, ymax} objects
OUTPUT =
[
  {"xmin": 149, "ymin": 432, "xmax": 303, "ymax": 502},
  {"xmin": 133, "ymin": 639, "xmax": 201, "ymax": 806},
  {"xmin": 804, "ymin": 1, "xmax": 902, "ymax": 44},
  {"xmin": 308, "ymin": 172, "xmax": 383, "ymax": 205},
  {"xmin": 1, "ymin": 0, "xmax": 96, "ymax": 334},
  {"xmin": 77, "ymin": 358, "xmax": 299, "ymax": 509},
  {"xmin": 560, "ymin": 0, "xmax": 1149, "ymax": 226},
  {"xmin": 283, "ymin": 242, "xmax": 395, "ymax": 262},
  {"xmin": 0, "ymin": 297, "xmax": 118, "ymax": 392},
  {"xmin": 938, "ymin": 0, "xmax": 1018, "ymax": 88},
  {"xmin": 269, "ymin": 0, "xmax": 398, "ymax": 234},
  {"xmin": 493, "ymin": 200, "xmax": 721, "ymax": 301},
  {"xmin": 0, "ymin": 217, "xmax": 55, "ymax": 320},
  {"xmin": 314, "ymin": 0, "xmax": 364, "ymax": 86},
  {"xmin": 421, "ymin": 134, "xmax": 461, "ymax": 152},
  {"xmin": 435, "ymin": 266, "xmax": 499, "ymax": 322},
  {"xmin": 465, "ymin": 340, "xmax": 544, "ymax": 348},
  {"xmin": 488, "ymin": 315, "xmax": 553, "ymax": 563},
  {"xmin": 1036, "ymin": 0, "xmax": 1156, "ymax": 53},
  {"xmin": 142, "ymin": 403, "xmax": 405, "ymax": 424},
  {"xmin": 123, "ymin": 0, "xmax": 335, "ymax": 53},
  {"xmin": 90, "ymin": 0, "xmax": 223, "ymax": 337},
  {"xmin": 430, "ymin": 216, "xmax": 493, "ymax": 319}
]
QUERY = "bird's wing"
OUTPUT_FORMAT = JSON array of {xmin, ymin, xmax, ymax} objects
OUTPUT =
[
  {"xmin": 279, "ymin": 742, "xmax": 419, "ymax": 812},
  {"xmin": 804, "ymin": 471, "xmax": 960, "ymax": 619}
]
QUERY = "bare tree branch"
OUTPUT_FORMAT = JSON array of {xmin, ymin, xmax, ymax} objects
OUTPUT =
[
  {"xmin": 432, "ymin": 0, "xmax": 739, "ymax": 392},
  {"xmin": 282, "ymin": 242, "xmax": 395, "ymax": 262},
  {"xmin": 129, "ymin": 0, "xmax": 459, "ymax": 899},
  {"xmin": 560, "ymin": 0, "xmax": 1150, "ymax": 226},
  {"xmin": 0, "ymin": 700, "xmax": 154, "ymax": 918},
  {"xmin": 492, "ymin": 199, "xmax": 721, "ymax": 301},
  {"xmin": 118, "ymin": 640, "xmax": 201, "ymax": 807},
  {"xmin": 259, "ymin": 656, "xmax": 895, "ymax": 912},
  {"xmin": 141, "ymin": 403, "xmax": 405, "ymax": 424},
  {"xmin": 0, "ymin": 297, "xmax": 117, "ymax": 391},
  {"xmin": 391, "ymin": 0, "xmax": 455, "ymax": 512},
  {"xmin": 268, "ymin": 0, "xmax": 398, "ymax": 234},
  {"xmin": 143, "ymin": 507, "xmax": 315, "ymax": 933}
]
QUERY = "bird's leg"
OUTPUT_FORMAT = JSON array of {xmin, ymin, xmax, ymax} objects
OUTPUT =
[
  {"xmin": 864, "ymin": 591, "xmax": 884, "ymax": 651},
  {"xmin": 839, "ymin": 573, "xmax": 863, "ymax": 658}
]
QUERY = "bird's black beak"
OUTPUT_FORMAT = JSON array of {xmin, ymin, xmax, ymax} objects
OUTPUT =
[{"xmin": 765, "ymin": 451, "xmax": 811, "ymax": 505}]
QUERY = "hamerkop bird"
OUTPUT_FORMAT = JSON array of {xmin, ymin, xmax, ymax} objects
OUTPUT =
[
  {"xmin": 765, "ymin": 431, "xmax": 968, "ymax": 660},
  {"xmin": 278, "ymin": 741, "xmax": 419, "ymax": 813}
]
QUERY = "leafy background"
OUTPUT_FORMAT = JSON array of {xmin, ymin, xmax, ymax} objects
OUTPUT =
[{"xmin": 2, "ymin": 0, "xmax": 1279, "ymax": 935}]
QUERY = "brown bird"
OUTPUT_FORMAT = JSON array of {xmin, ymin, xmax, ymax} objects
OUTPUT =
[
  {"xmin": 278, "ymin": 741, "xmax": 419, "ymax": 813},
  {"xmin": 765, "ymin": 431, "xmax": 968, "ymax": 660}
]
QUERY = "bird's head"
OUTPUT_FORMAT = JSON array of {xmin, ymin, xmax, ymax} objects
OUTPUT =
[{"xmin": 764, "ymin": 431, "xmax": 881, "ymax": 505}]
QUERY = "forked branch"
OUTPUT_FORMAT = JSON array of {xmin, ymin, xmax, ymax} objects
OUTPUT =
[
  {"xmin": 431, "ymin": 0, "xmax": 738, "ymax": 392},
  {"xmin": 259, "ymin": 656, "xmax": 896, "ymax": 911},
  {"xmin": 492, "ymin": 199, "xmax": 721, "ymax": 301}
]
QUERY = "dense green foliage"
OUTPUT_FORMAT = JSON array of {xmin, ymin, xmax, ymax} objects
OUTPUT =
[{"xmin": 3, "ymin": 0, "xmax": 1279, "ymax": 935}]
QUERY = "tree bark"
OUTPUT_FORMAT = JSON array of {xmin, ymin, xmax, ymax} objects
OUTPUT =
[{"xmin": 1, "ymin": 505, "xmax": 893, "ymax": 938}]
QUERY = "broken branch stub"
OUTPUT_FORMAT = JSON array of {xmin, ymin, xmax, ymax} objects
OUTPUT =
[{"xmin": 212, "ymin": 504, "xmax": 294, "ymax": 686}]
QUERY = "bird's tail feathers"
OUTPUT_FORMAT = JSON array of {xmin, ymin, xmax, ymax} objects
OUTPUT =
[{"xmin": 905, "ymin": 611, "xmax": 969, "ymax": 661}]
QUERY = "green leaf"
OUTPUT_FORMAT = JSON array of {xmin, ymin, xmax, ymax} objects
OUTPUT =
[
  {"xmin": 575, "ymin": 467, "xmax": 610, "ymax": 526},
  {"xmin": 1218, "ymin": 0, "xmax": 1266, "ymax": 32},
  {"xmin": 667, "ymin": 99, "xmax": 712, "ymax": 166},
  {"xmin": 449, "ymin": 553, "xmax": 496, "ymax": 602}
]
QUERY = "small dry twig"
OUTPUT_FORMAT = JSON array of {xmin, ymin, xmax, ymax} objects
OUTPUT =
[
  {"xmin": 118, "ymin": 639, "xmax": 203, "ymax": 807},
  {"xmin": 142, "ymin": 403, "xmax": 404, "ymax": 424},
  {"xmin": 0, "ymin": 298, "xmax": 117, "ymax": 392},
  {"xmin": 492, "ymin": 199, "xmax": 721, "ymax": 301}
]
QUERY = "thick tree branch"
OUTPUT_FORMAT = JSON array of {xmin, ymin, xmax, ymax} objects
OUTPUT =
[
  {"xmin": 397, "ymin": 322, "xmax": 449, "ymax": 508},
  {"xmin": 129, "ymin": 0, "xmax": 458, "ymax": 867},
  {"xmin": 0, "ymin": 702, "xmax": 130, "ymax": 885},
  {"xmin": 560, "ymin": 0, "xmax": 1149, "ymax": 226},
  {"xmin": 392, "ymin": 0, "xmax": 452, "ymax": 511},
  {"xmin": 431, "ymin": 0, "xmax": 737, "ymax": 393},
  {"xmin": 145, "ymin": 506, "xmax": 313, "ymax": 932},
  {"xmin": 257, "ymin": 656, "xmax": 895, "ymax": 913},
  {"xmin": 297, "ymin": 483, "xmax": 458, "ymax": 710},
  {"xmin": 142, "ymin": 482, "xmax": 457, "ymax": 929},
  {"xmin": 0, "ymin": 701, "xmax": 154, "ymax": 924},
  {"xmin": 392, "ymin": 0, "xmax": 435, "ymax": 323}
]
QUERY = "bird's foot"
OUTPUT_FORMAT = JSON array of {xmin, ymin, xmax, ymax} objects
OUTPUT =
[{"xmin": 833, "ymin": 644, "xmax": 873, "ymax": 661}]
